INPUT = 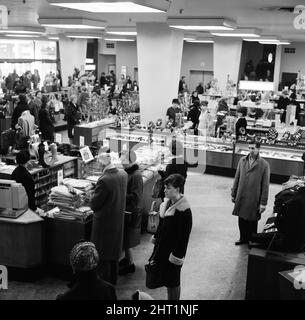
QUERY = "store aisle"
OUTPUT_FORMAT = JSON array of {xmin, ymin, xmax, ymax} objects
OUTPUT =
[{"xmin": 0, "ymin": 172, "xmax": 282, "ymax": 300}]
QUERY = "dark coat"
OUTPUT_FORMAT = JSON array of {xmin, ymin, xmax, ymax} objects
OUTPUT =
[
  {"xmin": 11, "ymin": 165, "xmax": 36, "ymax": 211},
  {"xmin": 90, "ymin": 166, "xmax": 128, "ymax": 261},
  {"xmin": 124, "ymin": 164, "xmax": 143, "ymax": 248},
  {"xmin": 38, "ymin": 108, "xmax": 54, "ymax": 142},
  {"xmin": 187, "ymin": 106, "xmax": 201, "ymax": 127},
  {"xmin": 11, "ymin": 102, "xmax": 28, "ymax": 129},
  {"xmin": 67, "ymin": 102, "xmax": 81, "ymax": 125},
  {"xmin": 56, "ymin": 270, "xmax": 117, "ymax": 300},
  {"xmin": 231, "ymin": 154, "xmax": 270, "ymax": 221},
  {"xmin": 151, "ymin": 196, "xmax": 192, "ymax": 271},
  {"xmin": 28, "ymin": 100, "xmax": 39, "ymax": 125}
]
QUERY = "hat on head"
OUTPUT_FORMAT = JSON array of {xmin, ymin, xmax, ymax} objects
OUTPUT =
[{"xmin": 70, "ymin": 241, "xmax": 99, "ymax": 272}]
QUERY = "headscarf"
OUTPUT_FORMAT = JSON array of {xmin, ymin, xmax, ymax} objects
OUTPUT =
[{"xmin": 69, "ymin": 241, "xmax": 99, "ymax": 272}]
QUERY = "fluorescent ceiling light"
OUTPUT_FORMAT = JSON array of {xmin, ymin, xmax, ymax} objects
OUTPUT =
[
  {"xmin": 211, "ymin": 28, "xmax": 260, "ymax": 37},
  {"xmin": 39, "ymin": 18, "xmax": 106, "ymax": 29},
  {"xmin": 67, "ymin": 35, "xmax": 102, "ymax": 39},
  {"xmin": 171, "ymin": 25, "xmax": 233, "ymax": 31},
  {"xmin": 104, "ymin": 38, "xmax": 135, "ymax": 42},
  {"xmin": 48, "ymin": 37, "xmax": 59, "ymax": 40},
  {"xmin": 168, "ymin": 18, "xmax": 236, "ymax": 31},
  {"xmin": 186, "ymin": 40, "xmax": 214, "ymax": 43},
  {"xmin": 5, "ymin": 34, "xmax": 41, "ymax": 38},
  {"xmin": 107, "ymin": 31, "xmax": 137, "ymax": 36},
  {"xmin": 184, "ymin": 37, "xmax": 196, "ymax": 41},
  {"xmin": 49, "ymin": 1, "xmax": 165, "ymax": 13},
  {"xmin": 277, "ymin": 41, "xmax": 291, "ymax": 45},
  {"xmin": 212, "ymin": 33, "xmax": 259, "ymax": 37},
  {"xmin": 0, "ymin": 27, "xmax": 44, "ymax": 34}
]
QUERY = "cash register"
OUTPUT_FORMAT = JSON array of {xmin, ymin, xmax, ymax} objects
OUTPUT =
[{"xmin": 0, "ymin": 179, "xmax": 28, "ymax": 218}]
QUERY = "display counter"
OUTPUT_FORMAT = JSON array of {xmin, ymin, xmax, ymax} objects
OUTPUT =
[
  {"xmin": 0, "ymin": 155, "xmax": 78, "ymax": 208},
  {"xmin": 73, "ymin": 118, "xmax": 116, "ymax": 146},
  {"xmin": 0, "ymin": 209, "xmax": 44, "ymax": 268},
  {"xmin": 234, "ymin": 142, "xmax": 304, "ymax": 176}
]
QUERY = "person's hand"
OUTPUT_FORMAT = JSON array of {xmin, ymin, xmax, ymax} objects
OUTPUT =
[
  {"xmin": 259, "ymin": 205, "xmax": 266, "ymax": 214},
  {"xmin": 231, "ymin": 197, "xmax": 235, "ymax": 203}
]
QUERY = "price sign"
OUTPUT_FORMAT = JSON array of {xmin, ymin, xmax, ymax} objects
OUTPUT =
[
  {"xmin": 122, "ymin": 143, "xmax": 127, "ymax": 151},
  {"xmin": 79, "ymin": 136, "xmax": 85, "ymax": 147},
  {"xmin": 57, "ymin": 169, "xmax": 63, "ymax": 185},
  {"xmin": 55, "ymin": 133, "xmax": 62, "ymax": 144}
]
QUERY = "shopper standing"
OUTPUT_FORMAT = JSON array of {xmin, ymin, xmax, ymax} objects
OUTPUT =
[
  {"xmin": 149, "ymin": 174, "xmax": 192, "ymax": 300},
  {"xmin": 231, "ymin": 141, "xmax": 270, "ymax": 245},
  {"xmin": 118, "ymin": 150, "xmax": 143, "ymax": 276},
  {"xmin": 166, "ymin": 99, "xmax": 181, "ymax": 127},
  {"xmin": 38, "ymin": 96, "xmax": 54, "ymax": 142},
  {"xmin": 11, "ymin": 94, "xmax": 28, "ymax": 129},
  {"xmin": 90, "ymin": 148, "xmax": 128, "ymax": 285},
  {"xmin": 66, "ymin": 95, "xmax": 81, "ymax": 144}
]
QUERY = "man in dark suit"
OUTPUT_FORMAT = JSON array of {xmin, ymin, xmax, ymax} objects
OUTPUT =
[
  {"xmin": 56, "ymin": 241, "xmax": 117, "ymax": 300},
  {"xmin": 90, "ymin": 147, "xmax": 128, "ymax": 285}
]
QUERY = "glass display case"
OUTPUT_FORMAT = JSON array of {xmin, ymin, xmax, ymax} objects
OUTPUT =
[{"xmin": 234, "ymin": 142, "xmax": 305, "ymax": 176}]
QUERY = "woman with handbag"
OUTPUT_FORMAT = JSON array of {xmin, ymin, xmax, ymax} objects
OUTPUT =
[
  {"xmin": 147, "ymin": 173, "xmax": 192, "ymax": 300},
  {"xmin": 119, "ymin": 150, "xmax": 144, "ymax": 275}
]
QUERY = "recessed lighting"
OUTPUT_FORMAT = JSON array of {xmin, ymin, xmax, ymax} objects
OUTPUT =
[
  {"xmin": 171, "ymin": 26, "xmax": 234, "ymax": 31},
  {"xmin": 67, "ymin": 35, "xmax": 102, "ymax": 39},
  {"xmin": 183, "ymin": 37, "xmax": 196, "ymax": 41},
  {"xmin": 42, "ymin": 24, "xmax": 104, "ymax": 29},
  {"xmin": 186, "ymin": 40, "xmax": 214, "ymax": 43},
  {"xmin": 5, "ymin": 34, "xmax": 41, "ymax": 38},
  {"xmin": 104, "ymin": 38, "xmax": 135, "ymax": 42},
  {"xmin": 212, "ymin": 33, "xmax": 260, "ymax": 37},
  {"xmin": 0, "ymin": 29, "xmax": 43, "ymax": 34},
  {"xmin": 39, "ymin": 18, "xmax": 106, "ymax": 29},
  {"xmin": 49, "ymin": 1, "xmax": 165, "ymax": 13},
  {"xmin": 277, "ymin": 41, "xmax": 291, "ymax": 45},
  {"xmin": 107, "ymin": 31, "xmax": 137, "ymax": 36},
  {"xmin": 48, "ymin": 37, "xmax": 59, "ymax": 40},
  {"xmin": 168, "ymin": 18, "xmax": 236, "ymax": 31}
]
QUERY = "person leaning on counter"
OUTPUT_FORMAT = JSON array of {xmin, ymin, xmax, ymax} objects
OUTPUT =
[{"xmin": 11, "ymin": 149, "xmax": 37, "ymax": 212}]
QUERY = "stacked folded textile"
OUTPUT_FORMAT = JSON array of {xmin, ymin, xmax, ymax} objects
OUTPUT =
[
  {"xmin": 63, "ymin": 178, "xmax": 94, "ymax": 192},
  {"xmin": 48, "ymin": 185, "xmax": 92, "ymax": 221}
]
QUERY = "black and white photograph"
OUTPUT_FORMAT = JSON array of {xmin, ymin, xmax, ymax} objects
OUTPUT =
[{"xmin": 1, "ymin": 0, "xmax": 305, "ymax": 309}]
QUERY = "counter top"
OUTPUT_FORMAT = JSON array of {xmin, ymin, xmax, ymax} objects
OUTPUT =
[{"xmin": 0, "ymin": 209, "xmax": 43, "ymax": 224}]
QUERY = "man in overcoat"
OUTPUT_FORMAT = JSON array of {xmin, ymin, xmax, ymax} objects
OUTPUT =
[
  {"xmin": 231, "ymin": 141, "xmax": 270, "ymax": 245},
  {"xmin": 90, "ymin": 148, "xmax": 128, "ymax": 285}
]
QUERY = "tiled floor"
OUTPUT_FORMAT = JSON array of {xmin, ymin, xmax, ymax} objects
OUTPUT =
[{"xmin": 0, "ymin": 170, "xmax": 282, "ymax": 300}]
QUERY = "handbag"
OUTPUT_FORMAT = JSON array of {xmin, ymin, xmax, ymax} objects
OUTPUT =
[
  {"xmin": 145, "ymin": 260, "xmax": 163, "ymax": 289},
  {"xmin": 147, "ymin": 201, "xmax": 159, "ymax": 234}
]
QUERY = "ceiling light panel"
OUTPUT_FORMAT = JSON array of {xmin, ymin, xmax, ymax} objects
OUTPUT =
[
  {"xmin": 211, "ymin": 28, "xmax": 261, "ymax": 37},
  {"xmin": 104, "ymin": 38, "xmax": 135, "ymax": 41},
  {"xmin": 39, "ymin": 18, "xmax": 106, "ymax": 29},
  {"xmin": 5, "ymin": 34, "xmax": 41, "ymax": 38},
  {"xmin": 168, "ymin": 18, "xmax": 236, "ymax": 31},
  {"xmin": 49, "ymin": 1, "xmax": 165, "ymax": 13}
]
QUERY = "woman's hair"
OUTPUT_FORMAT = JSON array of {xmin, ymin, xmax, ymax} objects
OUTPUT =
[
  {"xmin": 41, "ymin": 95, "xmax": 48, "ymax": 107},
  {"xmin": 16, "ymin": 149, "xmax": 30, "ymax": 165},
  {"xmin": 18, "ymin": 94, "xmax": 27, "ymax": 104},
  {"xmin": 164, "ymin": 174, "xmax": 185, "ymax": 193}
]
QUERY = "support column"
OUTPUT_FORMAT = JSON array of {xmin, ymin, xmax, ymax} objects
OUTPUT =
[
  {"xmin": 273, "ymin": 45, "xmax": 282, "ymax": 92},
  {"xmin": 213, "ymin": 38, "xmax": 242, "ymax": 94},
  {"xmin": 59, "ymin": 35, "xmax": 87, "ymax": 86},
  {"xmin": 136, "ymin": 22, "xmax": 184, "ymax": 125}
]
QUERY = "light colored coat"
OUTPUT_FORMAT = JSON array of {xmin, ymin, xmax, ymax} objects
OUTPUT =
[
  {"xmin": 231, "ymin": 154, "xmax": 270, "ymax": 221},
  {"xmin": 90, "ymin": 165, "xmax": 128, "ymax": 261}
]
